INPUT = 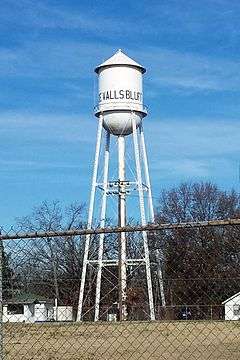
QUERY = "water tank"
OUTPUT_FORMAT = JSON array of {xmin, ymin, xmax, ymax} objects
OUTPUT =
[{"xmin": 94, "ymin": 49, "xmax": 147, "ymax": 136}]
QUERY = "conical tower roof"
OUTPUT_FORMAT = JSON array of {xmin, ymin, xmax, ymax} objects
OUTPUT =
[{"xmin": 95, "ymin": 49, "xmax": 146, "ymax": 74}]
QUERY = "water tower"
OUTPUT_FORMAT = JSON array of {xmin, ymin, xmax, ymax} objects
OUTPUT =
[{"xmin": 77, "ymin": 50, "xmax": 165, "ymax": 321}]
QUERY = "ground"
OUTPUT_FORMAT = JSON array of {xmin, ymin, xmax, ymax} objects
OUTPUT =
[{"xmin": 3, "ymin": 321, "xmax": 240, "ymax": 359}]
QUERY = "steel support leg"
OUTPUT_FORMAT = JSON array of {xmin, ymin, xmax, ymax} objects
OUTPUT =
[
  {"xmin": 77, "ymin": 115, "xmax": 103, "ymax": 321},
  {"xmin": 139, "ymin": 124, "xmax": 166, "ymax": 308},
  {"xmin": 139, "ymin": 124, "xmax": 155, "ymax": 223},
  {"xmin": 0, "ymin": 238, "xmax": 3, "ymax": 360},
  {"xmin": 132, "ymin": 118, "xmax": 155, "ymax": 321},
  {"xmin": 94, "ymin": 131, "xmax": 110, "ymax": 321}
]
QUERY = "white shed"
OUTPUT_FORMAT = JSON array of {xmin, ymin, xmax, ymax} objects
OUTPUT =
[
  {"xmin": 55, "ymin": 306, "xmax": 73, "ymax": 322},
  {"xmin": 3, "ymin": 300, "xmax": 55, "ymax": 323},
  {"xmin": 222, "ymin": 292, "xmax": 240, "ymax": 320},
  {"xmin": 3, "ymin": 299, "xmax": 73, "ymax": 323}
]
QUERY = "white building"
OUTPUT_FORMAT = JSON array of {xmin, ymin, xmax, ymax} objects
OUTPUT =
[
  {"xmin": 3, "ymin": 299, "xmax": 73, "ymax": 323},
  {"xmin": 222, "ymin": 292, "xmax": 240, "ymax": 320},
  {"xmin": 55, "ymin": 306, "xmax": 73, "ymax": 322}
]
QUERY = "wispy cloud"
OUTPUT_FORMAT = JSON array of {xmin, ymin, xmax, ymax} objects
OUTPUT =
[
  {"xmin": 131, "ymin": 0, "xmax": 240, "ymax": 47},
  {"xmin": 2, "ymin": 111, "xmax": 238, "ymax": 183},
  {"xmin": 0, "ymin": 41, "xmax": 115, "ymax": 80},
  {"xmin": 0, "ymin": 159, "xmax": 79, "ymax": 171},
  {"xmin": 144, "ymin": 116, "xmax": 240, "ymax": 184},
  {"xmin": 2, "ymin": 0, "xmax": 240, "ymax": 41},
  {"xmin": 1, "ymin": 0, "xmax": 239, "ymax": 226},
  {"xmin": 1, "ymin": 40, "xmax": 240, "ymax": 93},
  {"xmin": 0, "ymin": 112, "xmax": 96, "ymax": 143},
  {"xmin": 146, "ymin": 117, "xmax": 240, "ymax": 158},
  {"xmin": 135, "ymin": 47, "xmax": 240, "ymax": 92},
  {"xmin": 0, "ymin": 1, "xmax": 239, "ymax": 93},
  {"xmin": 0, "ymin": 0, "xmax": 149, "ymax": 35},
  {"xmin": 151, "ymin": 158, "xmax": 211, "ymax": 178}
]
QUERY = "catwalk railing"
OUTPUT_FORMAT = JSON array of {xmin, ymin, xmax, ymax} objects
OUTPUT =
[{"xmin": 0, "ymin": 218, "xmax": 240, "ymax": 359}]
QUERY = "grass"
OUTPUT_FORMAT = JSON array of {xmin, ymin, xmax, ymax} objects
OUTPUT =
[{"xmin": 3, "ymin": 320, "xmax": 240, "ymax": 359}]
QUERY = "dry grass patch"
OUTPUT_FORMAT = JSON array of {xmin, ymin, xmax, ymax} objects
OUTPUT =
[{"xmin": 3, "ymin": 321, "xmax": 240, "ymax": 359}]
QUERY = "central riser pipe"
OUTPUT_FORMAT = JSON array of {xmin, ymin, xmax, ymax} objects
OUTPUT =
[{"xmin": 118, "ymin": 136, "xmax": 127, "ymax": 321}]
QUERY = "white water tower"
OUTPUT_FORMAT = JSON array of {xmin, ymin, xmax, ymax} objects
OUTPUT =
[
  {"xmin": 95, "ymin": 48, "xmax": 146, "ymax": 135},
  {"xmin": 77, "ymin": 50, "xmax": 165, "ymax": 321}
]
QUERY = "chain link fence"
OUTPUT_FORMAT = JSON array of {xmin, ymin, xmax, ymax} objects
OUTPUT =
[{"xmin": 0, "ymin": 219, "xmax": 240, "ymax": 359}]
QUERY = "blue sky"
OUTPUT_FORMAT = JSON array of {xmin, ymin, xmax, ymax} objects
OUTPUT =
[{"xmin": 1, "ymin": 0, "xmax": 240, "ymax": 226}]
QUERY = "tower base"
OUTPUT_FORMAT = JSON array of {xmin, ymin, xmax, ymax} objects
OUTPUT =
[{"xmin": 76, "ymin": 114, "xmax": 165, "ymax": 321}]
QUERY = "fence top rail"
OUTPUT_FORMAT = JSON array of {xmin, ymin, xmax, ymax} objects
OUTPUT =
[{"xmin": 0, "ymin": 218, "xmax": 240, "ymax": 241}]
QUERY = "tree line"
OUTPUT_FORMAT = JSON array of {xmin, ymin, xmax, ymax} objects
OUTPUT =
[{"xmin": 2, "ymin": 182, "xmax": 240, "ymax": 320}]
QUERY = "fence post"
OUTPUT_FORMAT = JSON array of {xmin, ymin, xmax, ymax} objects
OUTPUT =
[{"xmin": 0, "ymin": 235, "xmax": 3, "ymax": 360}]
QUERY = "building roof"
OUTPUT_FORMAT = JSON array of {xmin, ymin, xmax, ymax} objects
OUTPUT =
[
  {"xmin": 3, "ymin": 292, "xmax": 54, "ymax": 305},
  {"xmin": 95, "ymin": 49, "xmax": 146, "ymax": 74},
  {"xmin": 222, "ymin": 291, "xmax": 240, "ymax": 304}
]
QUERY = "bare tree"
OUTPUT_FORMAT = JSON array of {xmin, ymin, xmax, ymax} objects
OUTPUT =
[
  {"xmin": 15, "ymin": 201, "xmax": 86, "ymax": 311},
  {"xmin": 154, "ymin": 182, "xmax": 240, "ymax": 318}
]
